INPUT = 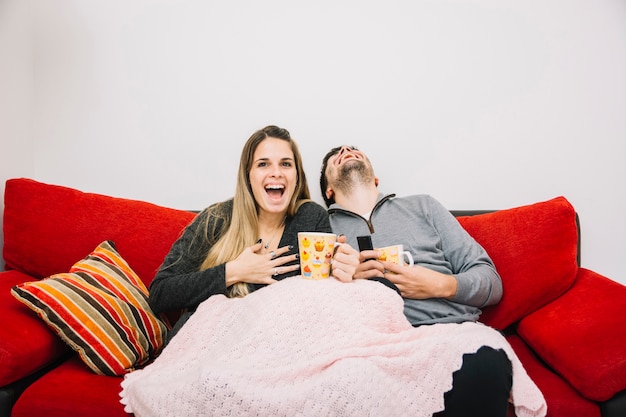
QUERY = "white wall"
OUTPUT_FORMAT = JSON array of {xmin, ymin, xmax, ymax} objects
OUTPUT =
[
  {"xmin": 1, "ymin": 0, "xmax": 625, "ymax": 284},
  {"xmin": 0, "ymin": 0, "xmax": 34, "ymax": 270}
]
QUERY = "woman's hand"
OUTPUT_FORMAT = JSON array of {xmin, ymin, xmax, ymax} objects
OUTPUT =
[
  {"xmin": 225, "ymin": 241, "xmax": 300, "ymax": 287},
  {"xmin": 330, "ymin": 235, "xmax": 360, "ymax": 282}
]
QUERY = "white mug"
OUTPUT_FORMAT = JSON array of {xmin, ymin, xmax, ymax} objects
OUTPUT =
[{"xmin": 376, "ymin": 244, "xmax": 414, "ymax": 267}]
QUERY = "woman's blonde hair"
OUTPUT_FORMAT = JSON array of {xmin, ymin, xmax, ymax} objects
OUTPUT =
[{"xmin": 200, "ymin": 126, "xmax": 311, "ymax": 297}]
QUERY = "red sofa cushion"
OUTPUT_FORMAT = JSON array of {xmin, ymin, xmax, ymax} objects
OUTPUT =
[
  {"xmin": 506, "ymin": 335, "xmax": 600, "ymax": 417},
  {"xmin": 3, "ymin": 178, "xmax": 196, "ymax": 286},
  {"xmin": 517, "ymin": 268, "xmax": 626, "ymax": 401},
  {"xmin": 11, "ymin": 356, "xmax": 129, "ymax": 417},
  {"xmin": 0, "ymin": 270, "xmax": 69, "ymax": 386},
  {"xmin": 457, "ymin": 196, "xmax": 579, "ymax": 330}
]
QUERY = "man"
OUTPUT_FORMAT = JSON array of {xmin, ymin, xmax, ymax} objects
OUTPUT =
[{"xmin": 320, "ymin": 145, "xmax": 512, "ymax": 417}]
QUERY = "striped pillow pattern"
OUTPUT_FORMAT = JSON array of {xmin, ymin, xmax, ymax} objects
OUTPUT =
[{"xmin": 11, "ymin": 240, "xmax": 167, "ymax": 376}]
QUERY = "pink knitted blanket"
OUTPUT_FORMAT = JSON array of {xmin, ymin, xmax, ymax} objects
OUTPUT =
[{"xmin": 120, "ymin": 277, "xmax": 546, "ymax": 417}]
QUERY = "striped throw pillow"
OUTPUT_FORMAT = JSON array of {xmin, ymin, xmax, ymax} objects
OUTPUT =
[{"xmin": 11, "ymin": 240, "xmax": 168, "ymax": 376}]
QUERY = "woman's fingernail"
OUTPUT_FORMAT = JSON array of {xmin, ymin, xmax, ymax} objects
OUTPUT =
[{"xmin": 256, "ymin": 238, "xmax": 262, "ymax": 244}]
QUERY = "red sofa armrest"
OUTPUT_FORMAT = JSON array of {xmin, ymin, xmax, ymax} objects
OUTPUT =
[
  {"xmin": 0, "ymin": 270, "xmax": 70, "ymax": 386},
  {"xmin": 517, "ymin": 268, "xmax": 626, "ymax": 401}
]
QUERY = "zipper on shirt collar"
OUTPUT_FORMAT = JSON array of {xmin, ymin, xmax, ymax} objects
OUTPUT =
[{"xmin": 328, "ymin": 193, "xmax": 396, "ymax": 234}]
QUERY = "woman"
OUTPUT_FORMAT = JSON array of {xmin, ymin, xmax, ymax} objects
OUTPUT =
[{"xmin": 149, "ymin": 125, "xmax": 357, "ymax": 342}]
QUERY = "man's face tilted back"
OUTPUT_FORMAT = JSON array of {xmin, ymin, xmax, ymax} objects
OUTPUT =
[{"xmin": 323, "ymin": 146, "xmax": 376, "ymax": 203}]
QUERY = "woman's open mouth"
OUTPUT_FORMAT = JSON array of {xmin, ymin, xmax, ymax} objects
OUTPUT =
[{"xmin": 265, "ymin": 184, "xmax": 285, "ymax": 200}]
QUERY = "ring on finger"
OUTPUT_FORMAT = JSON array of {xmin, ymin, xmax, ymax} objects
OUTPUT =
[
  {"xmin": 269, "ymin": 251, "xmax": 276, "ymax": 259},
  {"xmin": 273, "ymin": 267, "xmax": 279, "ymax": 277}
]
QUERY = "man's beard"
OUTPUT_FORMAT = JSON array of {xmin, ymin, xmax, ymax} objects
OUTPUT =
[{"xmin": 332, "ymin": 160, "xmax": 375, "ymax": 198}]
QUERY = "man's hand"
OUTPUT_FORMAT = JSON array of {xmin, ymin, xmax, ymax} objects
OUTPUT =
[
  {"xmin": 331, "ymin": 235, "xmax": 360, "ymax": 282},
  {"xmin": 352, "ymin": 249, "xmax": 386, "ymax": 279},
  {"xmin": 381, "ymin": 262, "xmax": 458, "ymax": 300}
]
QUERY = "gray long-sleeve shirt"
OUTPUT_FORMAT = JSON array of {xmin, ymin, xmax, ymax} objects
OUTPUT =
[{"xmin": 328, "ymin": 193, "xmax": 502, "ymax": 326}]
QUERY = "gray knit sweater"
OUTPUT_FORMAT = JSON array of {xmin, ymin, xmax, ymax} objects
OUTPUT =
[{"xmin": 328, "ymin": 193, "xmax": 502, "ymax": 326}]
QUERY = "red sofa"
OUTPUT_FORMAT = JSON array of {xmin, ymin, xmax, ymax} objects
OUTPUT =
[{"xmin": 1, "ymin": 178, "xmax": 625, "ymax": 417}]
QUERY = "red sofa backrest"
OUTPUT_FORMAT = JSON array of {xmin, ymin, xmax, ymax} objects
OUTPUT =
[
  {"xmin": 3, "ymin": 178, "xmax": 196, "ymax": 287},
  {"xmin": 456, "ymin": 196, "xmax": 580, "ymax": 330},
  {"xmin": 3, "ymin": 179, "xmax": 580, "ymax": 331}
]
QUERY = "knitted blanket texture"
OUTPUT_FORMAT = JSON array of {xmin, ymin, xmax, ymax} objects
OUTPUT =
[{"xmin": 120, "ymin": 277, "xmax": 547, "ymax": 417}]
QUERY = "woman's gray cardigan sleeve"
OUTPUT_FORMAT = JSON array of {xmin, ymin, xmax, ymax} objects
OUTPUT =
[{"xmin": 148, "ymin": 206, "xmax": 228, "ymax": 315}]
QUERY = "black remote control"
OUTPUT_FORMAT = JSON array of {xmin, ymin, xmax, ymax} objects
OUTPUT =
[
  {"xmin": 357, "ymin": 235, "xmax": 376, "ymax": 261},
  {"xmin": 357, "ymin": 235, "xmax": 373, "ymax": 251}
]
